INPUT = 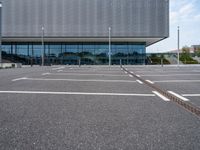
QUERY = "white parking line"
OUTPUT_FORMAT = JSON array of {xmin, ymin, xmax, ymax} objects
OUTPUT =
[
  {"xmin": 42, "ymin": 73, "xmax": 50, "ymax": 76},
  {"xmin": 136, "ymin": 74, "xmax": 141, "ymax": 77},
  {"xmin": 168, "ymin": 91, "xmax": 189, "ymax": 101},
  {"xmin": 124, "ymin": 71, "xmax": 128, "ymax": 74},
  {"xmin": 57, "ymin": 70, "xmax": 63, "ymax": 72},
  {"xmin": 48, "ymin": 73, "xmax": 127, "ymax": 77},
  {"xmin": 129, "ymin": 74, "xmax": 133, "ymax": 77},
  {"xmin": 182, "ymin": 94, "xmax": 200, "ymax": 97},
  {"xmin": 152, "ymin": 91, "xmax": 170, "ymax": 101},
  {"xmin": 0, "ymin": 91, "xmax": 155, "ymax": 97},
  {"xmin": 134, "ymin": 71, "xmax": 200, "ymax": 73},
  {"xmin": 52, "ymin": 66, "xmax": 65, "ymax": 70},
  {"xmin": 19, "ymin": 78, "xmax": 137, "ymax": 83},
  {"xmin": 12, "ymin": 77, "xmax": 27, "ymax": 82},
  {"xmin": 141, "ymin": 74, "xmax": 200, "ymax": 77},
  {"xmin": 61, "ymin": 71, "xmax": 121, "ymax": 73},
  {"xmin": 136, "ymin": 80, "xmax": 143, "ymax": 84},
  {"xmin": 146, "ymin": 80, "xmax": 154, "ymax": 84},
  {"xmin": 154, "ymin": 80, "xmax": 200, "ymax": 83}
]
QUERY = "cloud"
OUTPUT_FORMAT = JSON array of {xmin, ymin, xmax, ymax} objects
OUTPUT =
[
  {"xmin": 179, "ymin": 3, "xmax": 193, "ymax": 14},
  {"xmin": 194, "ymin": 14, "xmax": 200, "ymax": 21},
  {"xmin": 170, "ymin": 1, "xmax": 199, "ymax": 24},
  {"xmin": 147, "ymin": 0, "xmax": 200, "ymax": 52}
]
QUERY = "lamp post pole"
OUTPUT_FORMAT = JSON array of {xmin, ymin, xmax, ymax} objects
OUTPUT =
[
  {"xmin": 41, "ymin": 26, "xmax": 44, "ymax": 66},
  {"xmin": 177, "ymin": 26, "xmax": 180, "ymax": 66},
  {"xmin": 109, "ymin": 27, "xmax": 111, "ymax": 67},
  {"xmin": 0, "ymin": 2, "xmax": 2, "ymax": 65}
]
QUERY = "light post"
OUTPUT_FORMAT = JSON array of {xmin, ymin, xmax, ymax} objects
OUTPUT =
[
  {"xmin": 41, "ymin": 26, "xmax": 44, "ymax": 66},
  {"xmin": 177, "ymin": 26, "xmax": 180, "ymax": 66},
  {"xmin": 109, "ymin": 27, "xmax": 111, "ymax": 66},
  {"xmin": 0, "ymin": 2, "xmax": 2, "ymax": 65}
]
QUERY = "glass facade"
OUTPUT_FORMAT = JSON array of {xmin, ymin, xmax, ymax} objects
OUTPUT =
[{"xmin": 2, "ymin": 42, "xmax": 146, "ymax": 65}]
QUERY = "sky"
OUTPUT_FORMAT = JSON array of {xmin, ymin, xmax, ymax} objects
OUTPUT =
[{"xmin": 147, "ymin": 0, "xmax": 200, "ymax": 53}]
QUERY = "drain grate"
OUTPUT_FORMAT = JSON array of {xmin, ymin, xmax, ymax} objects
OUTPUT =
[{"xmin": 121, "ymin": 66, "xmax": 200, "ymax": 118}]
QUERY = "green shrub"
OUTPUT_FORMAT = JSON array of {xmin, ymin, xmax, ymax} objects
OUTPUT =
[
  {"xmin": 180, "ymin": 46, "xmax": 198, "ymax": 64},
  {"xmin": 149, "ymin": 55, "xmax": 170, "ymax": 65},
  {"xmin": 180, "ymin": 54, "xmax": 198, "ymax": 64}
]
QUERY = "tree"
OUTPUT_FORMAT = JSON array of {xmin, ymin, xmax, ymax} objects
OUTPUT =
[
  {"xmin": 180, "ymin": 46, "xmax": 198, "ymax": 64},
  {"xmin": 182, "ymin": 46, "xmax": 190, "ymax": 54}
]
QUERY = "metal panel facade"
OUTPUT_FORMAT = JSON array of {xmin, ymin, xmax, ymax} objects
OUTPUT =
[{"xmin": 1, "ymin": 0, "xmax": 169, "ymax": 38}]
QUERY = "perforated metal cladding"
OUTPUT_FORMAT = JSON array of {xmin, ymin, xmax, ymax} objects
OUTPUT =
[{"xmin": 2, "ymin": 0, "xmax": 169, "ymax": 38}]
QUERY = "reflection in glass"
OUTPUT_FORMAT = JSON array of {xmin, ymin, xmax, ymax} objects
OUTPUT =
[{"xmin": 2, "ymin": 42, "xmax": 146, "ymax": 65}]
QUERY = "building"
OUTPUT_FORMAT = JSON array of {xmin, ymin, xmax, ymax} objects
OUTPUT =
[
  {"xmin": 0, "ymin": 0, "xmax": 169, "ymax": 65},
  {"xmin": 167, "ymin": 45, "xmax": 200, "ymax": 54},
  {"xmin": 191, "ymin": 45, "xmax": 200, "ymax": 53}
]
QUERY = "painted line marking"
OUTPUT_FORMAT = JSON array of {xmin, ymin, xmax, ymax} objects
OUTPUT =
[
  {"xmin": 124, "ymin": 71, "xmax": 128, "ymax": 74},
  {"xmin": 52, "ymin": 66, "xmax": 65, "ymax": 70},
  {"xmin": 57, "ymin": 70, "xmax": 63, "ymax": 72},
  {"xmin": 146, "ymin": 80, "xmax": 154, "ymax": 84},
  {"xmin": 136, "ymin": 80, "xmax": 143, "ymax": 84},
  {"xmin": 154, "ymin": 80, "xmax": 200, "ymax": 83},
  {"xmin": 129, "ymin": 74, "xmax": 133, "ymax": 77},
  {"xmin": 136, "ymin": 74, "xmax": 141, "ymax": 77},
  {"xmin": 168, "ymin": 91, "xmax": 190, "ymax": 101},
  {"xmin": 60, "ymin": 71, "xmax": 121, "ymax": 73},
  {"xmin": 48, "ymin": 73, "xmax": 127, "ymax": 77},
  {"xmin": 42, "ymin": 73, "xmax": 50, "ymax": 76},
  {"xmin": 152, "ymin": 91, "xmax": 170, "ymax": 101},
  {"xmin": 182, "ymin": 94, "xmax": 200, "ymax": 97},
  {"xmin": 141, "ymin": 74, "xmax": 200, "ymax": 77},
  {"xmin": 130, "ymin": 71, "xmax": 134, "ymax": 74},
  {"xmin": 0, "ymin": 91, "xmax": 155, "ymax": 96},
  {"xmin": 133, "ymin": 71, "xmax": 200, "ymax": 73},
  {"xmin": 20, "ymin": 78, "xmax": 137, "ymax": 83},
  {"xmin": 12, "ymin": 77, "xmax": 27, "ymax": 82}
]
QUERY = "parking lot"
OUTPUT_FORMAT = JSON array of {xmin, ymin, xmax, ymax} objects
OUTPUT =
[{"xmin": 0, "ymin": 65, "xmax": 200, "ymax": 149}]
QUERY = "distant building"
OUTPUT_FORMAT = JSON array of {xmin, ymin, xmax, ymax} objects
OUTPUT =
[
  {"xmin": 1, "ymin": 0, "xmax": 169, "ymax": 65},
  {"xmin": 191, "ymin": 45, "xmax": 200, "ymax": 53},
  {"xmin": 167, "ymin": 45, "xmax": 200, "ymax": 54},
  {"xmin": 167, "ymin": 49, "xmax": 182, "ymax": 53}
]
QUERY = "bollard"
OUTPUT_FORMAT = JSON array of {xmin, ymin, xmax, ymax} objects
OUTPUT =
[{"xmin": 78, "ymin": 59, "xmax": 81, "ymax": 67}]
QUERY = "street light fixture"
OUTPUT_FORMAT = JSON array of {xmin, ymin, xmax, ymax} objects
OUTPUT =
[
  {"xmin": 41, "ymin": 26, "xmax": 44, "ymax": 66},
  {"xmin": 177, "ymin": 26, "xmax": 180, "ymax": 66},
  {"xmin": 109, "ymin": 27, "xmax": 111, "ymax": 66},
  {"xmin": 0, "ymin": 2, "xmax": 2, "ymax": 65}
]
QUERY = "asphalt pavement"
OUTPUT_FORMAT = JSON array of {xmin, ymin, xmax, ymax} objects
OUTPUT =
[{"xmin": 0, "ymin": 65, "xmax": 200, "ymax": 150}]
